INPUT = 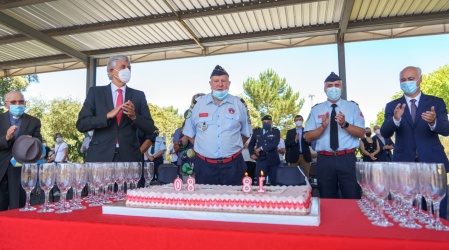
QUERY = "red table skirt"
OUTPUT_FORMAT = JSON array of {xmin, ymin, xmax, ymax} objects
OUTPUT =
[{"xmin": 0, "ymin": 199, "xmax": 448, "ymax": 250}]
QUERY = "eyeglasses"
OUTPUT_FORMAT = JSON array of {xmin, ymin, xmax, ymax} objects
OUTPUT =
[{"xmin": 5, "ymin": 100, "xmax": 25, "ymax": 105}]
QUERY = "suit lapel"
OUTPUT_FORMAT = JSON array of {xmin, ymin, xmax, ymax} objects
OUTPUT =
[
  {"xmin": 121, "ymin": 87, "xmax": 133, "ymax": 125},
  {"xmin": 415, "ymin": 93, "xmax": 428, "ymax": 125},
  {"xmin": 400, "ymin": 96, "xmax": 414, "ymax": 127},
  {"xmin": 17, "ymin": 113, "xmax": 30, "ymax": 136},
  {"xmin": 105, "ymin": 84, "xmax": 114, "ymax": 111}
]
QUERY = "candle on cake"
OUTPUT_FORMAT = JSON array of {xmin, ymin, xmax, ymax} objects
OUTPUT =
[
  {"xmin": 242, "ymin": 172, "xmax": 252, "ymax": 193},
  {"xmin": 187, "ymin": 175, "xmax": 196, "ymax": 191},
  {"xmin": 173, "ymin": 177, "xmax": 183, "ymax": 191},
  {"xmin": 258, "ymin": 171, "xmax": 266, "ymax": 193}
]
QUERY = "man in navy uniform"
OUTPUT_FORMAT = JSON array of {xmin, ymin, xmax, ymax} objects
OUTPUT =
[
  {"xmin": 248, "ymin": 115, "xmax": 280, "ymax": 185},
  {"xmin": 372, "ymin": 125, "xmax": 394, "ymax": 161},
  {"xmin": 304, "ymin": 72, "xmax": 365, "ymax": 199},
  {"xmin": 183, "ymin": 65, "xmax": 251, "ymax": 185}
]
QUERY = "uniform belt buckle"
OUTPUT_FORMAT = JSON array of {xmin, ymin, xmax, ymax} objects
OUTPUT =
[
  {"xmin": 217, "ymin": 159, "xmax": 223, "ymax": 164},
  {"xmin": 332, "ymin": 151, "xmax": 338, "ymax": 157}
]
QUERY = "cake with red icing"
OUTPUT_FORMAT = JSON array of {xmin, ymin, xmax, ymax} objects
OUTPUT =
[{"xmin": 126, "ymin": 184, "xmax": 312, "ymax": 215}]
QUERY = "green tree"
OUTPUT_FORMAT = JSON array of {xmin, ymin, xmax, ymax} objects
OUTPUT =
[
  {"xmin": 237, "ymin": 94, "xmax": 260, "ymax": 129},
  {"xmin": 243, "ymin": 69, "xmax": 304, "ymax": 137},
  {"xmin": 374, "ymin": 65, "xmax": 449, "ymax": 126},
  {"xmin": 27, "ymin": 97, "xmax": 85, "ymax": 162}
]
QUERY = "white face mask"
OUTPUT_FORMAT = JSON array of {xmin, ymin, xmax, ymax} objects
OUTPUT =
[
  {"xmin": 115, "ymin": 68, "xmax": 131, "ymax": 83},
  {"xmin": 295, "ymin": 121, "xmax": 303, "ymax": 127},
  {"xmin": 374, "ymin": 129, "xmax": 381, "ymax": 135}
]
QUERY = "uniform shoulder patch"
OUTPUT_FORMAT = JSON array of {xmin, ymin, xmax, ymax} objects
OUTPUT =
[
  {"xmin": 240, "ymin": 98, "xmax": 247, "ymax": 107},
  {"xmin": 189, "ymin": 99, "xmax": 197, "ymax": 109},
  {"xmin": 350, "ymin": 100, "xmax": 359, "ymax": 105},
  {"xmin": 184, "ymin": 109, "xmax": 192, "ymax": 119}
]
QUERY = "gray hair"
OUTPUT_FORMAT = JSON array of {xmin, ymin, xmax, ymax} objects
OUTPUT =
[
  {"xmin": 107, "ymin": 55, "xmax": 130, "ymax": 80},
  {"xmin": 400, "ymin": 66, "xmax": 422, "ymax": 79}
]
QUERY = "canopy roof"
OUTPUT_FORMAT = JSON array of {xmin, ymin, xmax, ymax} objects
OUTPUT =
[{"xmin": 0, "ymin": 0, "xmax": 448, "ymax": 77}]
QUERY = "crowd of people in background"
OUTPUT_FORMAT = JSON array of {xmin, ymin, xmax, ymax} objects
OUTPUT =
[{"xmin": 1, "ymin": 55, "xmax": 449, "ymax": 220}]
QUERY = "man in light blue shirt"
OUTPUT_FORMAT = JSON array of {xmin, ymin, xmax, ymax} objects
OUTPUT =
[
  {"xmin": 144, "ymin": 127, "xmax": 166, "ymax": 181},
  {"xmin": 183, "ymin": 65, "xmax": 251, "ymax": 185},
  {"xmin": 304, "ymin": 72, "xmax": 365, "ymax": 199}
]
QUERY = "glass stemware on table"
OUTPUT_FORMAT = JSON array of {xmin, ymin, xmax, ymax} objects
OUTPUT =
[
  {"xmin": 357, "ymin": 161, "xmax": 449, "ymax": 230},
  {"xmin": 20, "ymin": 163, "xmax": 38, "ymax": 212},
  {"xmin": 55, "ymin": 163, "xmax": 73, "ymax": 213},
  {"xmin": 38, "ymin": 163, "xmax": 55, "ymax": 213},
  {"xmin": 88, "ymin": 162, "xmax": 104, "ymax": 207},
  {"xmin": 114, "ymin": 162, "xmax": 126, "ymax": 201},
  {"xmin": 144, "ymin": 162, "xmax": 154, "ymax": 188},
  {"xmin": 70, "ymin": 163, "xmax": 87, "ymax": 210}
]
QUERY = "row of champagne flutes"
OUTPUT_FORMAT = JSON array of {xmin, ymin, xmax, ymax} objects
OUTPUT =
[
  {"xmin": 20, "ymin": 162, "xmax": 155, "ymax": 213},
  {"xmin": 356, "ymin": 161, "xmax": 449, "ymax": 231}
]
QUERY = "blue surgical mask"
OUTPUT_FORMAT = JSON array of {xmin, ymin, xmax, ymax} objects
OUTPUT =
[
  {"xmin": 42, "ymin": 143, "xmax": 46, "ymax": 147},
  {"xmin": 326, "ymin": 87, "xmax": 341, "ymax": 101},
  {"xmin": 56, "ymin": 138, "xmax": 62, "ymax": 143},
  {"xmin": 88, "ymin": 131, "xmax": 94, "ymax": 136},
  {"xmin": 263, "ymin": 123, "xmax": 271, "ymax": 130},
  {"xmin": 9, "ymin": 105, "xmax": 25, "ymax": 117},
  {"xmin": 212, "ymin": 89, "xmax": 229, "ymax": 100},
  {"xmin": 400, "ymin": 81, "xmax": 418, "ymax": 95}
]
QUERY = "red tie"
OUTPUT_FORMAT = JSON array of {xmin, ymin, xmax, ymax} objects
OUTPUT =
[{"xmin": 116, "ymin": 89, "xmax": 123, "ymax": 125}]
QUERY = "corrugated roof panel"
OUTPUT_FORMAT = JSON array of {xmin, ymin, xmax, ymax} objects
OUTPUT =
[
  {"xmin": 245, "ymin": 11, "xmax": 260, "ymax": 32},
  {"xmin": 270, "ymin": 8, "xmax": 281, "ymax": 30},
  {"xmin": 285, "ymin": 5, "xmax": 295, "ymax": 28},
  {"xmin": 277, "ymin": 7, "xmax": 288, "ymax": 28},
  {"xmin": 308, "ymin": 1, "xmax": 319, "ymax": 26},
  {"xmin": 396, "ymin": 0, "xmax": 414, "ymax": 16},
  {"xmin": 253, "ymin": 9, "xmax": 267, "ymax": 31},
  {"xmin": 226, "ymin": 13, "xmax": 242, "ymax": 34},
  {"xmin": 262, "ymin": 9, "xmax": 273, "ymax": 30},
  {"xmin": 0, "ymin": 41, "xmax": 60, "ymax": 61},
  {"xmin": 302, "ymin": 3, "xmax": 311, "ymax": 26},
  {"xmin": 293, "ymin": 5, "xmax": 303, "ymax": 27},
  {"xmin": 357, "ymin": 0, "xmax": 372, "ymax": 20},
  {"xmin": 372, "ymin": 0, "xmax": 389, "ymax": 18},
  {"xmin": 238, "ymin": 12, "xmax": 253, "ymax": 32},
  {"xmin": 0, "ymin": 24, "xmax": 19, "ymax": 37},
  {"xmin": 329, "ymin": 0, "xmax": 343, "ymax": 23},
  {"xmin": 428, "ymin": 0, "xmax": 449, "ymax": 12},
  {"xmin": 216, "ymin": 15, "xmax": 234, "ymax": 35},
  {"xmin": 351, "ymin": 0, "xmax": 363, "ymax": 20},
  {"xmin": 188, "ymin": 18, "xmax": 213, "ymax": 37},
  {"xmin": 233, "ymin": 12, "xmax": 247, "ymax": 32},
  {"xmin": 317, "ymin": 1, "xmax": 327, "ymax": 24}
]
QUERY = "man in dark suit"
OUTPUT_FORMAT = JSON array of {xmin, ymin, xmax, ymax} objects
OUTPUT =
[
  {"xmin": 248, "ymin": 115, "xmax": 280, "ymax": 185},
  {"xmin": 76, "ymin": 55, "xmax": 155, "ymax": 162},
  {"xmin": 285, "ymin": 115, "xmax": 312, "ymax": 177},
  {"xmin": 0, "ymin": 91, "xmax": 42, "ymax": 211},
  {"xmin": 372, "ymin": 125, "xmax": 393, "ymax": 161},
  {"xmin": 381, "ymin": 66, "xmax": 449, "ymax": 219}
]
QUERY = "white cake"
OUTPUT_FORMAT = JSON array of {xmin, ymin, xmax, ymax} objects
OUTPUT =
[{"xmin": 126, "ymin": 184, "xmax": 312, "ymax": 215}]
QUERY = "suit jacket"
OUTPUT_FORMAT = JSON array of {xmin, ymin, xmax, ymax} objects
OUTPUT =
[
  {"xmin": 380, "ymin": 93, "xmax": 449, "ymax": 170},
  {"xmin": 0, "ymin": 112, "xmax": 42, "ymax": 210},
  {"xmin": 285, "ymin": 127, "xmax": 312, "ymax": 163},
  {"xmin": 248, "ymin": 127, "xmax": 280, "ymax": 167},
  {"xmin": 76, "ymin": 84, "xmax": 155, "ymax": 162},
  {"xmin": 372, "ymin": 135, "xmax": 394, "ymax": 161}
]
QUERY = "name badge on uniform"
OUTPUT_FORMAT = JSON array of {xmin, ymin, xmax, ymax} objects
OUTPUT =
[{"xmin": 201, "ymin": 122, "xmax": 208, "ymax": 132}]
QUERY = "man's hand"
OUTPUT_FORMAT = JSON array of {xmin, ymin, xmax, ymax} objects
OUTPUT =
[
  {"xmin": 5, "ymin": 125, "xmax": 18, "ymax": 141},
  {"xmin": 255, "ymin": 147, "xmax": 261, "ymax": 155},
  {"xmin": 81, "ymin": 146, "xmax": 87, "ymax": 152},
  {"xmin": 321, "ymin": 112, "xmax": 330, "ymax": 128},
  {"xmin": 250, "ymin": 154, "xmax": 258, "ymax": 160},
  {"xmin": 422, "ymin": 106, "xmax": 436, "ymax": 126},
  {"xmin": 148, "ymin": 156, "xmax": 154, "ymax": 161},
  {"xmin": 123, "ymin": 100, "xmax": 136, "ymax": 120},
  {"xmin": 394, "ymin": 103, "xmax": 406, "ymax": 121},
  {"xmin": 106, "ymin": 105, "xmax": 123, "ymax": 119},
  {"xmin": 335, "ymin": 111, "xmax": 346, "ymax": 127}
]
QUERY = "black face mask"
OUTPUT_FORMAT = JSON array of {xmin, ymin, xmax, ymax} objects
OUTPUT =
[
  {"xmin": 365, "ymin": 133, "xmax": 372, "ymax": 137},
  {"xmin": 154, "ymin": 133, "xmax": 159, "ymax": 137}
]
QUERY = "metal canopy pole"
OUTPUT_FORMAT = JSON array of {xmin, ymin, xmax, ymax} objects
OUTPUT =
[{"xmin": 86, "ymin": 57, "xmax": 97, "ymax": 95}]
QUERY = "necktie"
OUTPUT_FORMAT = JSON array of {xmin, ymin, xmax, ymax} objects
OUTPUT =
[
  {"xmin": 410, "ymin": 99, "xmax": 417, "ymax": 122},
  {"xmin": 330, "ymin": 104, "xmax": 339, "ymax": 151},
  {"xmin": 150, "ymin": 145, "xmax": 155, "ymax": 155},
  {"xmin": 116, "ymin": 89, "xmax": 123, "ymax": 125}
]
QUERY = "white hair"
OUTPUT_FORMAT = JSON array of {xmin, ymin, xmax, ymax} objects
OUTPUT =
[
  {"xmin": 400, "ymin": 66, "xmax": 422, "ymax": 79},
  {"xmin": 107, "ymin": 55, "xmax": 130, "ymax": 80}
]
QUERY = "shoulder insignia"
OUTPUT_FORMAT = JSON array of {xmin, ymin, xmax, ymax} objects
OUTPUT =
[
  {"xmin": 189, "ymin": 99, "xmax": 197, "ymax": 109},
  {"xmin": 240, "ymin": 98, "xmax": 247, "ymax": 107},
  {"xmin": 350, "ymin": 100, "xmax": 359, "ymax": 105},
  {"xmin": 241, "ymin": 98, "xmax": 251, "ymax": 124},
  {"xmin": 272, "ymin": 127, "xmax": 279, "ymax": 130},
  {"xmin": 312, "ymin": 103, "xmax": 319, "ymax": 108},
  {"xmin": 184, "ymin": 109, "xmax": 192, "ymax": 119}
]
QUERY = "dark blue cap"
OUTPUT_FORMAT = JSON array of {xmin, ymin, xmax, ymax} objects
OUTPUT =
[
  {"xmin": 325, "ymin": 72, "xmax": 341, "ymax": 82},
  {"xmin": 261, "ymin": 115, "xmax": 272, "ymax": 121},
  {"xmin": 210, "ymin": 65, "xmax": 229, "ymax": 78}
]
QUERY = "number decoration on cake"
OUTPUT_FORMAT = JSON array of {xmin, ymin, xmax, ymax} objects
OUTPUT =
[
  {"xmin": 187, "ymin": 176, "xmax": 196, "ymax": 191},
  {"xmin": 173, "ymin": 177, "xmax": 183, "ymax": 191},
  {"xmin": 242, "ymin": 172, "xmax": 252, "ymax": 193},
  {"xmin": 258, "ymin": 171, "xmax": 266, "ymax": 193}
]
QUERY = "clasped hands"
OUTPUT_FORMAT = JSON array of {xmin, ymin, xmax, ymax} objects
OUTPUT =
[
  {"xmin": 394, "ymin": 103, "xmax": 436, "ymax": 125},
  {"xmin": 107, "ymin": 100, "xmax": 136, "ymax": 121},
  {"xmin": 321, "ymin": 111, "xmax": 346, "ymax": 128},
  {"xmin": 250, "ymin": 147, "xmax": 262, "ymax": 160},
  {"xmin": 5, "ymin": 125, "xmax": 19, "ymax": 141}
]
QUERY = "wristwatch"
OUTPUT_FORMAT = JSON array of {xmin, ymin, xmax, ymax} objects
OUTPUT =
[{"xmin": 341, "ymin": 122, "xmax": 349, "ymax": 129}]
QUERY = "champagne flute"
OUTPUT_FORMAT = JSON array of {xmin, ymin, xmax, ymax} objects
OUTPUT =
[
  {"xmin": 124, "ymin": 162, "xmax": 133, "ymax": 193},
  {"xmin": 398, "ymin": 163, "xmax": 421, "ymax": 229},
  {"xmin": 144, "ymin": 162, "xmax": 154, "ymax": 188},
  {"xmin": 55, "ymin": 163, "xmax": 73, "ymax": 213},
  {"xmin": 70, "ymin": 163, "xmax": 87, "ymax": 210},
  {"xmin": 131, "ymin": 162, "xmax": 142, "ymax": 189},
  {"xmin": 367, "ymin": 162, "xmax": 393, "ymax": 227},
  {"xmin": 423, "ymin": 163, "xmax": 449, "ymax": 231},
  {"xmin": 38, "ymin": 163, "xmax": 55, "ymax": 213},
  {"xmin": 89, "ymin": 162, "xmax": 103, "ymax": 207},
  {"xmin": 19, "ymin": 163, "xmax": 38, "ymax": 212},
  {"xmin": 114, "ymin": 162, "xmax": 126, "ymax": 200},
  {"xmin": 101, "ymin": 163, "xmax": 112, "ymax": 204}
]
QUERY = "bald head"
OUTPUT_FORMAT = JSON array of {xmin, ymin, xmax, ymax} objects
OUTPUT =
[{"xmin": 4, "ymin": 91, "xmax": 25, "ymax": 109}]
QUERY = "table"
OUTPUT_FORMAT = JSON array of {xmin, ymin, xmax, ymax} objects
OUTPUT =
[{"xmin": 0, "ymin": 199, "xmax": 448, "ymax": 250}]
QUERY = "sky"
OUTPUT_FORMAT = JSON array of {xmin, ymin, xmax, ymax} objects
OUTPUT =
[{"xmin": 25, "ymin": 33, "xmax": 449, "ymax": 128}]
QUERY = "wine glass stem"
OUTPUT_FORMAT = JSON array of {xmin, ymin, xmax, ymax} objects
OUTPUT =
[
  {"xmin": 433, "ymin": 202, "xmax": 441, "ymax": 226},
  {"xmin": 44, "ymin": 190, "xmax": 50, "ymax": 209},
  {"xmin": 25, "ymin": 191, "xmax": 31, "ymax": 208}
]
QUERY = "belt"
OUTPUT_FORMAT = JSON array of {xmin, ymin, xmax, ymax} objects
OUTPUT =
[
  {"xmin": 197, "ymin": 151, "xmax": 241, "ymax": 164},
  {"xmin": 318, "ymin": 148, "xmax": 355, "ymax": 156},
  {"xmin": 114, "ymin": 147, "xmax": 120, "ymax": 154}
]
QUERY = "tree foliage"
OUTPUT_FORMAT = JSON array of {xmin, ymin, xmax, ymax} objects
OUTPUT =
[
  {"xmin": 243, "ymin": 69, "xmax": 304, "ymax": 137},
  {"xmin": 149, "ymin": 103, "xmax": 184, "ymax": 140},
  {"xmin": 374, "ymin": 65, "xmax": 449, "ymax": 127}
]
